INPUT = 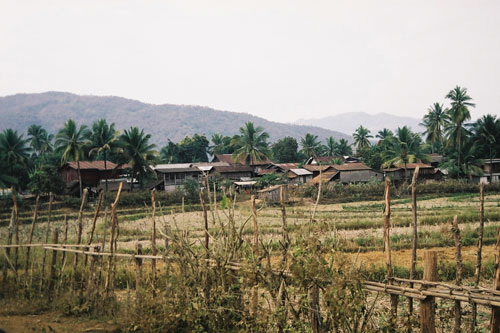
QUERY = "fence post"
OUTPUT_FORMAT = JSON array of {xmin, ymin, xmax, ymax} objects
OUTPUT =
[
  {"xmin": 409, "ymin": 166, "xmax": 420, "ymax": 326},
  {"xmin": 86, "ymin": 191, "xmax": 103, "ymax": 266},
  {"xmin": 251, "ymin": 195, "xmax": 260, "ymax": 316},
  {"xmin": 40, "ymin": 192, "xmax": 54, "ymax": 291},
  {"xmin": 420, "ymin": 251, "xmax": 437, "ymax": 333},
  {"xmin": 151, "ymin": 189, "xmax": 157, "ymax": 297},
  {"xmin": 472, "ymin": 183, "xmax": 485, "ymax": 331},
  {"xmin": 383, "ymin": 179, "xmax": 398, "ymax": 329},
  {"xmin": 451, "ymin": 216, "xmax": 462, "ymax": 333},
  {"xmin": 72, "ymin": 188, "xmax": 88, "ymax": 290},
  {"xmin": 48, "ymin": 229, "xmax": 58, "ymax": 298},
  {"xmin": 135, "ymin": 243, "xmax": 143, "ymax": 305},
  {"xmin": 491, "ymin": 213, "xmax": 500, "ymax": 332},
  {"xmin": 25, "ymin": 195, "xmax": 40, "ymax": 285}
]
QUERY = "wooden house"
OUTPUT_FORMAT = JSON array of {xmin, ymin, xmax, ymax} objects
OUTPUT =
[
  {"xmin": 212, "ymin": 154, "xmax": 273, "ymax": 173},
  {"xmin": 258, "ymin": 185, "xmax": 288, "ymax": 203},
  {"xmin": 311, "ymin": 170, "xmax": 340, "ymax": 185},
  {"xmin": 287, "ymin": 168, "xmax": 313, "ymax": 184},
  {"xmin": 59, "ymin": 161, "xmax": 125, "ymax": 189},
  {"xmin": 331, "ymin": 163, "xmax": 383, "ymax": 184},
  {"xmin": 303, "ymin": 165, "xmax": 335, "ymax": 178},
  {"xmin": 383, "ymin": 163, "xmax": 436, "ymax": 182},
  {"xmin": 153, "ymin": 163, "xmax": 202, "ymax": 192}
]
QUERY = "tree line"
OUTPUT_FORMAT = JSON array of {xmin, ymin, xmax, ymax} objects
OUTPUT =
[{"xmin": 1, "ymin": 85, "xmax": 499, "ymax": 196}]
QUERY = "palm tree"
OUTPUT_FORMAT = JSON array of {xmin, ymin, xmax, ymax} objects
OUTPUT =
[
  {"xmin": 232, "ymin": 122, "xmax": 270, "ymax": 165},
  {"xmin": 445, "ymin": 86, "xmax": 475, "ymax": 172},
  {"xmin": 0, "ymin": 129, "xmax": 30, "ymax": 188},
  {"xmin": 27, "ymin": 124, "xmax": 53, "ymax": 156},
  {"xmin": 120, "ymin": 127, "xmax": 157, "ymax": 188},
  {"xmin": 55, "ymin": 119, "xmax": 89, "ymax": 197},
  {"xmin": 444, "ymin": 137, "xmax": 483, "ymax": 180},
  {"xmin": 382, "ymin": 126, "xmax": 428, "ymax": 182},
  {"xmin": 87, "ymin": 119, "xmax": 119, "ymax": 192},
  {"xmin": 421, "ymin": 103, "xmax": 448, "ymax": 154},
  {"xmin": 353, "ymin": 126, "xmax": 373, "ymax": 152},
  {"xmin": 336, "ymin": 139, "xmax": 353, "ymax": 156},
  {"xmin": 325, "ymin": 136, "xmax": 338, "ymax": 157},
  {"xmin": 376, "ymin": 128, "xmax": 393, "ymax": 140},
  {"xmin": 300, "ymin": 133, "xmax": 322, "ymax": 158},
  {"xmin": 473, "ymin": 114, "xmax": 500, "ymax": 183},
  {"xmin": 209, "ymin": 133, "xmax": 225, "ymax": 156}
]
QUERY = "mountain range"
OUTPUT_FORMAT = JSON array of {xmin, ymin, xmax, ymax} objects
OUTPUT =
[
  {"xmin": 296, "ymin": 112, "xmax": 424, "ymax": 137},
  {"xmin": 0, "ymin": 92, "xmax": 351, "ymax": 147}
]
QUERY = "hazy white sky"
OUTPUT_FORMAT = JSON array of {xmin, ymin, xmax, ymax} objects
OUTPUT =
[{"xmin": 1, "ymin": 0, "xmax": 499, "ymax": 122}]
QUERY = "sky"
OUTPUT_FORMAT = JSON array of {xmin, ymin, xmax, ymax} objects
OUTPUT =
[{"xmin": 1, "ymin": 0, "xmax": 499, "ymax": 123}]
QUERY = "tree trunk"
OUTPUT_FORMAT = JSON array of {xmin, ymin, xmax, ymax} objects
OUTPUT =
[
  {"xmin": 457, "ymin": 126, "xmax": 462, "ymax": 177},
  {"xmin": 104, "ymin": 151, "xmax": 108, "ymax": 192},
  {"xmin": 77, "ymin": 159, "xmax": 83, "ymax": 198},
  {"xmin": 491, "ymin": 151, "xmax": 494, "ymax": 184}
]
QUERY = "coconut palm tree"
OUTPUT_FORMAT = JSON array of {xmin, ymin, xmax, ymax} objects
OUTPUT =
[
  {"xmin": 232, "ymin": 122, "xmax": 270, "ymax": 165},
  {"xmin": 445, "ymin": 86, "xmax": 475, "ymax": 172},
  {"xmin": 300, "ymin": 133, "xmax": 322, "ymax": 159},
  {"xmin": 376, "ymin": 128, "xmax": 393, "ymax": 141},
  {"xmin": 421, "ymin": 103, "xmax": 448, "ymax": 154},
  {"xmin": 382, "ymin": 126, "xmax": 428, "ymax": 182},
  {"xmin": 336, "ymin": 139, "xmax": 353, "ymax": 156},
  {"xmin": 472, "ymin": 114, "xmax": 500, "ymax": 183},
  {"xmin": 87, "ymin": 119, "xmax": 119, "ymax": 192},
  {"xmin": 120, "ymin": 127, "xmax": 157, "ymax": 188},
  {"xmin": 27, "ymin": 124, "xmax": 54, "ymax": 156},
  {"xmin": 325, "ymin": 136, "xmax": 338, "ymax": 157},
  {"xmin": 353, "ymin": 126, "xmax": 373, "ymax": 152},
  {"xmin": 55, "ymin": 119, "xmax": 89, "ymax": 197},
  {"xmin": 0, "ymin": 129, "xmax": 30, "ymax": 188}
]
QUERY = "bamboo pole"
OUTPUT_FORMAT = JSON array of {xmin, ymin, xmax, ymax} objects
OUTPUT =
[
  {"xmin": 278, "ymin": 185, "xmax": 289, "ymax": 333},
  {"xmin": 12, "ymin": 189, "xmax": 20, "ymax": 275},
  {"xmin": 311, "ymin": 168, "xmax": 322, "ymax": 221},
  {"xmin": 472, "ymin": 183, "xmax": 485, "ymax": 331},
  {"xmin": 40, "ymin": 192, "xmax": 54, "ymax": 291},
  {"xmin": 199, "ymin": 189, "xmax": 209, "ymax": 258},
  {"xmin": 409, "ymin": 166, "xmax": 419, "ymax": 325},
  {"xmin": 251, "ymin": 194, "xmax": 260, "ymax": 315},
  {"xmin": 101, "ymin": 207, "xmax": 108, "ymax": 251},
  {"xmin": 383, "ymin": 179, "xmax": 397, "ymax": 329},
  {"xmin": 451, "ymin": 216, "xmax": 462, "ymax": 333},
  {"xmin": 135, "ymin": 243, "xmax": 143, "ymax": 305},
  {"xmin": 87, "ymin": 191, "xmax": 103, "ymax": 248},
  {"xmin": 72, "ymin": 188, "xmax": 88, "ymax": 290},
  {"xmin": 491, "ymin": 211, "xmax": 500, "ymax": 332},
  {"xmin": 3, "ymin": 207, "xmax": 15, "ymax": 282},
  {"xmin": 420, "ymin": 251, "xmax": 437, "ymax": 333},
  {"xmin": 105, "ymin": 182, "xmax": 123, "ymax": 292},
  {"xmin": 25, "ymin": 195, "xmax": 40, "ymax": 283},
  {"xmin": 151, "ymin": 189, "xmax": 157, "ymax": 297},
  {"xmin": 48, "ymin": 228, "xmax": 58, "ymax": 298}
]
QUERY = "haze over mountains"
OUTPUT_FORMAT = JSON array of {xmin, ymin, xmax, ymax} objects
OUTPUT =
[
  {"xmin": 296, "ymin": 112, "xmax": 424, "ymax": 136},
  {"xmin": 0, "ymin": 92, "xmax": 351, "ymax": 146}
]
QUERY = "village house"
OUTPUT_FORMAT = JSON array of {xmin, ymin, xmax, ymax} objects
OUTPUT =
[
  {"xmin": 305, "ymin": 156, "xmax": 360, "ymax": 165},
  {"xmin": 303, "ymin": 165, "xmax": 335, "ymax": 178},
  {"xmin": 258, "ymin": 163, "xmax": 299, "ymax": 176},
  {"xmin": 152, "ymin": 163, "xmax": 202, "ymax": 192},
  {"xmin": 287, "ymin": 168, "xmax": 313, "ymax": 184},
  {"xmin": 331, "ymin": 162, "xmax": 383, "ymax": 184},
  {"xmin": 472, "ymin": 158, "xmax": 500, "ymax": 184},
  {"xmin": 59, "ymin": 161, "xmax": 126, "ymax": 191},
  {"xmin": 383, "ymin": 163, "xmax": 440, "ymax": 182},
  {"xmin": 311, "ymin": 169, "xmax": 340, "ymax": 185},
  {"xmin": 257, "ymin": 184, "xmax": 288, "ymax": 203},
  {"xmin": 212, "ymin": 154, "xmax": 273, "ymax": 173}
]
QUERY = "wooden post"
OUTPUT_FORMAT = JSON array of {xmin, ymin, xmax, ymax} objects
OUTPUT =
[
  {"xmin": 472, "ymin": 183, "xmax": 485, "ymax": 331},
  {"xmin": 151, "ymin": 189, "xmax": 157, "ymax": 296},
  {"xmin": 101, "ymin": 207, "xmax": 108, "ymax": 251},
  {"xmin": 491, "ymin": 210, "xmax": 500, "ymax": 332},
  {"xmin": 420, "ymin": 251, "xmax": 437, "ymax": 333},
  {"xmin": 60, "ymin": 214, "xmax": 68, "ymax": 272},
  {"xmin": 251, "ymin": 194, "xmax": 260, "ymax": 315},
  {"xmin": 86, "ymin": 245, "xmax": 100, "ymax": 300},
  {"xmin": 105, "ymin": 182, "xmax": 123, "ymax": 291},
  {"xmin": 199, "ymin": 189, "xmax": 209, "ymax": 258},
  {"xmin": 40, "ymin": 192, "xmax": 54, "ymax": 291},
  {"xmin": 12, "ymin": 189, "xmax": 20, "ymax": 275},
  {"xmin": 48, "ymin": 228, "xmax": 58, "ymax": 298},
  {"xmin": 72, "ymin": 188, "xmax": 88, "ymax": 290},
  {"xmin": 409, "ymin": 166, "xmax": 419, "ymax": 324},
  {"xmin": 135, "ymin": 243, "xmax": 143, "ymax": 304},
  {"xmin": 86, "ymin": 191, "xmax": 103, "ymax": 265},
  {"xmin": 3, "ymin": 207, "xmax": 15, "ymax": 282},
  {"xmin": 309, "ymin": 284, "xmax": 321, "ymax": 333},
  {"xmin": 278, "ymin": 185, "xmax": 289, "ymax": 333},
  {"xmin": 181, "ymin": 196, "xmax": 184, "ymax": 213},
  {"xmin": 383, "ymin": 179, "xmax": 398, "ymax": 328},
  {"xmin": 451, "ymin": 216, "xmax": 462, "ymax": 333},
  {"xmin": 311, "ymin": 168, "xmax": 322, "ymax": 221},
  {"xmin": 25, "ymin": 195, "xmax": 40, "ymax": 283}
]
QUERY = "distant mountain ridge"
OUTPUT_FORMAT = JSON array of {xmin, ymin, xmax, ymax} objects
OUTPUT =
[
  {"xmin": 0, "ymin": 92, "xmax": 351, "ymax": 146},
  {"xmin": 296, "ymin": 112, "xmax": 424, "ymax": 136}
]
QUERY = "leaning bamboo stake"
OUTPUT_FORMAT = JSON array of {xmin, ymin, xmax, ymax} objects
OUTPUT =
[
  {"xmin": 101, "ymin": 207, "xmax": 108, "ymax": 251},
  {"xmin": 151, "ymin": 189, "xmax": 157, "ymax": 297},
  {"xmin": 420, "ymin": 251, "xmax": 437, "ymax": 333},
  {"xmin": 105, "ymin": 182, "xmax": 123, "ymax": 292},
  {"xmin": 3, "ymin": 208, "xmax": 15, "ymax": 282},
  {"xmin": 25, "ymin": 195, "xmax": 40, "ymax": 284},
  {"xmin": 40, "ymin": 192, "xmax": 54, "ymax": 291},
  {"xmin": 278, "ymin": 185, "xmax": 289, "ymax": 333},
  {"xmin": 491, "ymin": 213, "xmax": 500, "ymax": 332},
  {"xmin": 87, "ymin": 192, "xmax": 103, "ymax": 247},
  {"xmin": 72, "ymin": 188, "xmax": 88, "ymax": 290},
  {"xmin": 12, "ymin": 189, "xmax": 20, "ymax": 275},
  {"xmin": 48, "ymin": 229, "xmax": 58, "ymax": 299},
  {"xmin": 383, "ymin": 179, "xmax": 398, "ymax": 328},
  {"xmin": 451, "ymin": 216, "xmax": 463, "ymax": 333},
  {"xmin": 409, "ymin": 166, "xmax": 419, "ymax": 325},
  {"xmin": 311, "ymin": 168, "xmax": 322, "ymax": 221},
  {"xmin": 472, "ymin": 183, "xmax": 485, "ymax": 331},
  {"xmin": 199, "ymin": 189, "xmax": 209, "ymax": 258},
  {"xmin": 251, "ymin": 194, "xmax": 260, "ymax": 315},
  {"xmin": 135, "ymin": 243, "xmax": 143, "ymax": 305}
]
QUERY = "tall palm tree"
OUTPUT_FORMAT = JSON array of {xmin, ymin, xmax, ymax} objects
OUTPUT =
[
  {"xmin": 445, "ymin": 86, "xmax": 475, "ymax": 172},
  {"xmin": 0, "ymin": 129, "xmax": 30, "ymax": 188},
  {"xmin": 382, "ymin": 126, "xmax": 428, "ymax": 182},
  {"xmin": 353, "ymin": 126, "xmax": 373, "ymax": 152},
  {"xmin": 473, "ymin": 114, "xmax": 500, "ymax": 183},
  {"xmin": 336, "ymin": 139, "xmax": 353, "ymax": 156},
  {"xmin": 325, "ymin": 136, "xmax": 338, "ymax": 157},
  {"xmin": 55, "ymin": 119, "xmax": 89, "ymax": 197},
  {"xmin": 421, "ymin": 103, "xmax": 448, "ymax": 154},
  {"xmin": 232, "ymin": 122, "xmax": 270, "ymax": 165},
  {"xmin": 120, "ymin": 127, "xmax": 157, "ymax": 188},
  {"xmin": 88, "ymin": 119, "xmax": 119, "ymax": 192},
  {"xmin": 376, "ymin": 128, "xmax": 393, "ymax": 140},
  {"xmin": 300, "ymin": 133, "xmax": 322, "ymax": 158},
  {"xmin": 27, "ymin": 124, "xmax": 54, "ymax": 156}
]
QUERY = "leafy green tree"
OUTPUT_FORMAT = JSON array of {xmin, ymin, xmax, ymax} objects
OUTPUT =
[
  {"xmin": 376, "ymin": 128, "xmax": 393, "ymax": 140},
  {"xmin": 55, "ymin": 119, "xmax": 90, "ymax": 197},
  {"xmin": 336, "ymin": 139, "xmax": 353, "ymax": 156},
  {"xmin": 272, "ymin": 136, "xmax": 301, "ymax": 163},
  {"xmin": 120, "ymin": 127, "xmax": 157, "ymax": 188},
  {"xmin": 472, "ymin": 114, "xmax": 500, "ymax": 182},
  {"xmin": 382, "ymin": 126, "xmax": 428, "ymax": 182},
  {"xmin": 444, "ymin": 137, "xmax": 483, "ymax": 180},
  {"xmin": 27, "ymin": 124, "xmax": 53, "ymax": 157},
  {"xmin": 178, "ymin": 134, "xmax": 210, "ymax": 162},
  {"xmin": 28, "ymin": 164, "xmax": 65, "ymax": 195},
  {"xmin": 209, "ymin": 133, "xmax": 235, "ymax": 155},
  {"xmin": 445, "ymin": 86, "xmax": 475, "ymax": 172},
  {"xmin": 300, "ymin": 133, "xmax": 322, "ymax": 158},
  {"xmin": 325, "ymin": 136, "xmax": 338, "ymax": 157},
  {"xmin": 160, "ymin": 141, "xmax": 180, "ymax": 164},
  {"xmin": 87, "ymin": 119, "xmax": 119, "ymax": 192},
  {"xmin": 421, "ymin": 103, "xmax": 448, "ymax": 154},
  {"xmin": 232, "ymin": 122, "xmax": 271, "ymax": 165},
  {"xmin": 0, "ymin": 129, "xmax": 31, "ymax": 189},
  {"xmin": 353, "ymin": 126, "xmax": 373, "ymax": 152}
]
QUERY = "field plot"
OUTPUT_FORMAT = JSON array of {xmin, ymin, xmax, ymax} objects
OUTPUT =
[{"xmin": 1, "ymin": 186, "xmax": 500, "ymax": 332}]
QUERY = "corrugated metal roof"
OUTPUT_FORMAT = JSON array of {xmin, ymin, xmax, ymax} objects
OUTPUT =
[
  {"xmin": 304, "ymin": 165, "xmax": 333, "ymax": 172},
  {"xmin": 154, "ymin": 163, "xmax": 192, "ymax": 169},
  {"xmin": 395, "ymin": 162, "xmax": 433, "ymax": 169},
  {"xmin": 289, "ymin": 168, "xmax": 313, "ymax": 176},
  {"xmin": 257, "ymin": 185, "xmax": 283, "ymax": 193},
  {"xmin": 311, "ymin": 170, "xmax": 339, "ymax": 184},
  {"xmin": 66, "ymin": 161, "xmax": 119, "ymax": 170},
  {"xmin": 213, "ymin": 165, "xmax": 253, "ymax": 173},
  {"xmin": 331, "ymin": 163, "xmax": 372, "ymax": 171},
  {"xmin": 273, "ymin": 163, "xmax": 299, "ymax": 170},
  {"xmin": 213, "ymin": 154, "xmax": 272, "ymax": 165}
]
